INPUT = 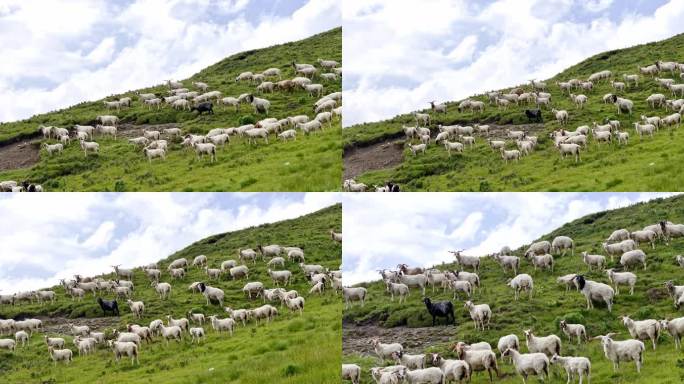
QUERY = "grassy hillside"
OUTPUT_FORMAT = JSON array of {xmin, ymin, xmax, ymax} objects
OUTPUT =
[
  {"xmin": 344, "ymin": 33, "xmax": 684, "ymax": 191},
  {"xmin": 343, "ymin": 195, "xmax": 684, "ymax": 383},
  {"xmin": 0, "ymin": 28, "xmax": 341, "ymax": 191},
  {"xmin": 0, "ymin": 204, "xmax": 342, "ymax": 384}
]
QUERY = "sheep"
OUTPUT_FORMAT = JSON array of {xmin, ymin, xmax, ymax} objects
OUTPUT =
[
  {"xmin": 633, "ymin": 122, "xmax": 655, "ymax": 140},
  {"xmin": 266, "ymin": 257, "xmax": 285, "ymax": 268},
  {"xmin": 602, "ymin": 239, "xmax": 636, "ymax": 261},
  {"xmin": 667, "ymin": 83, "xmax": 684, "ymax": 97},
  {"xmin": 453, "ymin": 341, "xmax": 499, "ymax": 382},
  {"xmin": 34, "ymin": 290, "xmax": 56, "ymax": 305},
  {"xmin": 502, "ymin": 348, "xmax": 549, "ymax": 384},
  {"xmin": 115, "ymin": 286, "xmax": 132, "ymax": 299},
  {"xmin": 630, "ymin": 230, "xmax": 657, "ymax": 249},
  {"xmin": 73, "ymin": 336, "xmax": 97, "ymax": 356},
  {"xmin": 527, "ymin": 253, "xmax": 554, "ymax": 272},
  {"xmin": 661, "ymin": 112, "xmax": 681, "ymax": 129},
  {"xmin": 385, "ymin": 281, "xmax": 410, "ymax": 303},
  {"xmin": 398, "ymin": 273, "xmax": 428, "ymax": 295},
  {"xmin": 126, "ymin": 300, "xmax": 144, "ymax": 319},
  {"xmin": 498, "ymin": 334, "xmax": 520, "ymax": 361},
  {"xmin": 284, "ymin": 296, "xmax": 305, "ymax": 315},
  {"xmin": 508, "ymin": 273, "xmax": 533, "ymax": 301},
  {"xmin": 623, "ymin": 74, "xmax": 639, "ymax": 87},
  {"xmin": 665, "ymin": 280, "xmax": 684, "ymax": 304},
  {"xmin": 413, "ymin": 112, "xmax": 430, "ymax": 125},
  {"xmin": 570, "ymin": 94, "xmax": 588, "ymax": 109},
  {"xmin": 287, "ymin": 248, "xmax": 305, "ymax": 262},
  {"xmin": 197, "ymin": 283, "xmax": 224, "ymax": 306},
  {"xmin": 168, "ymin": 257, "xmax": 188, "ymax": 270},
  {"xmin": 396, "ymin": 367, "xmax": 444, "ymax": 384},
  {"xmin": 463, "ymin": 301, "xmax": 491, "ymax": 331},
  {"xmin": 604, "ymin": 269, "xmax": 637, "ymax": 297},
  {"xmin": 549, "ymin": 354, "xmax": 591, "ymax": 384},
  {"xmin": 125, "ymin": 325, "xmax": 151, "ymax": 344},
  {"xmin": 207, "ymin": 315, "xmax": 236, "ymax": 336},
  {"xmin": 239, "ymin": 248, "xmax": 258, "ymax": 264},
  {"xmin": 185, "ymin": 327, "xmax": 205, "ymax": 344},
  {"xmin": 249, "ymin": 304, "xmax": 278, "ymax": 325},
  {"xmin": 47, "ymin": 346, "xmax": 73, "ymax": 365},
  {"xmin": 70, "ymin": 323, "xmax": 90, "ymax": 337},
  {"xmin": 406, "ymin": 143, "xmax": 427, "ymax": 156},
  {"xmin": 620, "ymin": 249, "xmax": 646, "ymax": 270},
  {"xmin": 144, "ymin": 268, "xmax": 161, "ymax": 282},
  {"xmin": 44, "ymin": 336, "xmax": 65, "ymax": 349},
  {"xmin": 242, "ymin": 282, "xmax": 265, "ymax": 300},
  {"xmin": 582, "ymin": 251, "xmax": 606, "ymax": 272},
  {"xmin": 186, "ymin": 311, "xmax": 205, "ymax": 326},
  {"xmin": 551, "ymin": 108, "xmax": 569, "ymax": 125},
  {"xmin": 573, "ymin": 275, "xmax": 614, "ymax": 312},
  {"xmin": 622, "ymin": 315, "xmax": 659, "ymax": 350},
  {"xmin": 660, "ymin": 317, "xmax": 684, "ymax": 349},
  {"xmin": 610, "ymin": 95, "xmax": 634, "ymax": 114},
  {"xmin": 526, "ymin": 241, "xmax": 551, "ymax": 256},
  {"xmin": 42, "ymin": 143, "xmax": 64, "ymax": 156},
  {"xmin": 296, "ymin": 120, "xmax": 321, "ymax": 136},
  {"xmin": 14, "ymin": 330, "xmax": 28, "ymax": 347},
  {"xmin": 192, "ymin": 142, "xmax": 216, "ymax": 162},
  {"xmin": 342, "ymin": 287, "xmax": 366, "ymax": 309},
  {"xmin": 230, "ymin": 265, "xmax": 249, "ymax": 280},
  {"xmin": 151, "ymin": 281, "xmax": 171, "ymax": 300},
  {"xmin": 492, "ymin": 254, "xmax": 520, "ymax": 275},
  {"xmin": 593, "ymin": 333, "xmax": 644, "ymax": 373},
  {"xmin": 403, "ymin": 125, "xmax": 418, "ymax": 140},
  {"xmin": 342, "ymin": 364, "xmax": 362, "ymax": 384},
  {"xmin": 371, "ymin": 338, "xmax": 403, "ymax": 363},
  {"xmin": 559, "ymin": 320, "xmax": 587, "ymax": 345},
  {"xmin": 448, "ymin": 250, "xmax": 480, "ymax": 273},
  {"xmin": 552, "ymin": 236, "xmax": 574, "ymax": 256},
  {"xmin": 221, "ymin": 260, "xmax": 237, "ymax": 271},
  {"xmin": 661, "ymin": 220, "xmax": 684, "ymax": 243},
  {"xmin": 90, "ymin": 331, "xmax": 105, "ymax": 344},
  {"xmin": 524, "ymin": 329, "xmax": 561, "ymax": 357},
  {"xmin": 169, "ymin": 268, "xmax": 186, "ymax": 279}
]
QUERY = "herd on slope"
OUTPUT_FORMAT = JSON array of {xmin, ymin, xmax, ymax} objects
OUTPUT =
[
  {"xmin": 342, "ymin": 218, "xmax": 684, "ymax": 384},
  {"xmin": 0, "ymin": 229, "xmax": 342, "ymax": 368},
  {"xmin": 2, "ymin": 58, "xmax": 342, "ymax": 192}
]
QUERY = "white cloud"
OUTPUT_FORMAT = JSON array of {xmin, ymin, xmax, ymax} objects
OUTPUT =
[
  {"xmin": 343, "ymin": 0, "xmax": 684, "ymax": 126},
  {"xmin": 0, "ymin": 0, "xmax": 340, "ymax": 122},
  {"xmin": 342, "ymin": 193, "xmax": 675, "ymax": 285},
  {"xmin": 0, "ymin": 193, "xmax": 341, "ymax": 292}
]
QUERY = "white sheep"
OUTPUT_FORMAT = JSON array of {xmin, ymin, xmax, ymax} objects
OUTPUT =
[
  {"xmin": 208, "ymin": 315, "xmax": 236, "ymax": 336},
  {"xmin": 524, "ymin": 329, "xmax": 561, "ymax": 357},
  {"xmin": 630, "ymin": 230, "xmax": 657, "ymax": 249},
  {"xmin": 47, "ymin": 346, "xmax": 72, "ymax": 365},
  {"xmin": 497, "ymin": 334, "xmax": 520, "ymax": 361},
  {"xmin": 492, "ymin": 254, "xmax": 520, "ymax": 275},
  {"xmin": 508, "ymin": 273, "xmax": 533, "ymax": 301},
  {"xmin": 371, "ymin": 338, "xmax": 403, "ymax": 363},
  {"xmin": 620, "ymin": 249, "xmax": 646, "ymax": 270},
  {"xmin": 527, "ymin": 253, "xmax": 554, "ymax": 272},
  {"xmin": 573, "ymin": 275, "xmax": 614, "ymax": 312},
  {"xmin": 552, "ymin": 236, "xmax": 574, "ymax": 256},
  {"xmin": 385, "ymin": 281, "xmax": 410, "ymax": 303},
  {"xmin": 343, "ymin": 287, "xmax": 367, "ymax": 309},
  {"xmin": 127, "ymin": 300, "xmax": 144, "ymax": 319},
  {"xmin": 526, "ymin": 241, "xmax": 551, "ymax": 256},
  {"xmin": 397, "ymin": 367, "xmax": 444, "ymax": 384},
  {"xmin": 14, "ymin": 331, "xmax": 28, "ymax": 347},
  {"xmin": 622, "ymin": 315, "xmax": 659, "ymax": 350},
  {"xmin": 559, "ymin": 320, "xmax": 587, "ymax": 344},
  {"xmin": 249, "ymin": 304, "xmax": 278, "ymax": 325},
  {"xmin": 502, "ymin": 348, "xmax": 549, "ymax": 384},
  {"xmin": 44, "ymin": 336, "xmax": 65, "ymax": 349},
  {"xmin": 549, "ymin": 354, "xmax": 591, "ymax": 384},
  {"xmin": 447, "ymin": 279, "xmax": 472, "ymax": 300},
  {"xmin": 453, "ymin": 342, "xmax": 499, "ymax": 382},
  {"xmin": 230, "ymin": 265, "xmax": 249, "ymax": 280},
  {"xmin": 151, "ymin": 282, "xmax": 171, "ymax": 300},
  {"xmin": 342, "ymin": 364, "xmax": 361, "ymax": 384},
  {"xmin": 660, "ymin": 317, "xmax": 684, "ymax": 349},
  {"xmin": 593, "ymin": 333, "xmax": 644, "ymax": 373},
  {"xmin": 463, "ymin": 300, "xmax": 491, "ymax": 331},
  {"xmin": 224, "ymin": 307, "xmax": 251, "ymax": 327},
  {"xmin": 80, "ymin": 140, "xmax": 100, "ymax": 157},
  {"xmin": 582, "ymin": 251, "xmax": 606, "ymax": 272}
]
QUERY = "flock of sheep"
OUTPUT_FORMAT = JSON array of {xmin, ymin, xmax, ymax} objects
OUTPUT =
[
  {"xmin": 33, "ymin": 59, "xmax": 342, "ymax": 165},
  {"xmin": 397, "ymin": 60, "xmax": 684, "ymax": 166},
  {"xmin": 342, "ymin": 220, "xmax": 684, "ymax": 384},
  {"xmin": 0, "ymin": 229, "xmax": 343, "ymax": 368}
]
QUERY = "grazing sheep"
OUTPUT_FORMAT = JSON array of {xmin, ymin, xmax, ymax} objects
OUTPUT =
[
  {"xmin": 492, "ymin": 254, "xmax": 520, "ymax": 275},
  {"xmin": 447, "ymin": 279, "xmax": 472, "ymax": 300},
  {"xmin": 659, "ymin": 317, "xmax": 684, "ymax": 349},
  {"xmin": 47, "ymin": 346, "xmax": 72, "ymax": 365},
  {"xmin": 430, "ymin": 353, "xmax": 471, "ymax": 383},
  {"xmin": 342, "ymin": 364, "xmax": 362, "ymax": 384},
  {"xmin": 524, "ymin": 329, "xmax": 561, "ymax": 357},
  {"xmin": 593, "ymin": 333, "xmax": 644, "ymax": 373},
  {"xmin": 44, "ymin": 336, "xmax": 65, "ymax": 349},
  {"xmin": 603, "ymin": 239, "xmax": 636, "ymax": 262},
  {"xmin": 620, "ymin": 249, "xmax": 646, "ymax": 270},
  {"xmin": 242, "ymin": 282, "xmax": 265, "ymax": 300},
  {"xmin": 630, "ymin": 230, "xmax": 657, "ymax": 249},
  {"xmin": 197, "ymin": 283, "xmax": 224, "ymax": 306},
  {"xmin": 507, "ymin": 273, "xmax": 533, "ymax": 301},
  {"xmin": 229, "ymin": 265, "xmax": 249, "ymax": 280},
  {"xmin": 398, "ymin": 273, "xmax": 428, "ymax": 295},
  {"xmin": 621, "ymin": 315, "xmax": 660, "ymax": 350},
  {"xmin": 14, "ymin": 331, "xmax": 28, "ymax": 347},
  {"xmin": 605, "ymin": 269, "xmax": 637, "ymax": 296},
  {"xmin": 343, "ymin": 287, "xmax": 367, "ymax": 309},
  {"xmin": 453, "ymin": 341, "xmax": 499, "ymax": 382},
  {"xmin": 249, "ymin": 304, "xmax": 278, "ymax": 325},
  {"xmin": 527, "ymin": 253, "xmax": 554, "ymax": 272},
  {"xmin": 396, "ymin": 366, "xmax": 444, "ymax": 384},
  {"xmin": 573, "ymin": 275, "xmax": 614, "ymax": 312},
  {"xmin": 208, "ymin": 315, "xmax": 236, "ymax": 336},
  {"xmin": 582, "ymin": 251, "xmax": 606, "ymax": 272},
  {"xmin": 549, "ymin": 354, "xmax": 591, "ymax": 384},
  {"xmin": 526, "ymin": 241, "xmax": 551, "ymax": 256},
  {"xmin": 552, "ymin": 236, "xmax": 574, "ymax": 256},
  {"xmin": 560, "ymin": 320, "xmax": 587, "ymax": 344},
  {"xmin": 371, "ymin": 338, "xmax": 403, "ymax": 363},
  {"xmin": 502, "ymin": 348, "xmax": 549, "ymax": 384},
  {"xmin": 497, "ymin": 334, "xmax": 520, "ymax": 361},
  {"xmin": 127, "ymin": 300, "xmax": 145, "ymax": 319},
  {"xmin": 151, "ymin": 282, "xmax": 171, "ymax": 300}
]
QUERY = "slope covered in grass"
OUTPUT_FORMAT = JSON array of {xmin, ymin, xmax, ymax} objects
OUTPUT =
[
  {"xmin": 0, "ymin": 28, "xmax": 341, "ymax": 191},
  {"xmin": 0, "ymin": 204, "xmax": 342, "ymax": 384},
  {"xmin": 344, "ymin": 33, "xmax": 684, "ymax": 191},
  {"xmin": 343, "ymin": 195, "xmax": 684, "ymax": 383}
]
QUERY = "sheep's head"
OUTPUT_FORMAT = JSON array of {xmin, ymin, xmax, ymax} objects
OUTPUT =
[
  {"xmin": 523, "ymin": 329, "xmax": 534, "ymax": 339},
  {"xmin": 559, "ymin": 320, "xmax": 567, "ymax": 329}
]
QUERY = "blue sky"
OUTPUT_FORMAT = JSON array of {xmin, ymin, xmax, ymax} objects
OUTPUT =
[
  {"xmin": 342, "ymin": 0, "xmax": 684, "ymax": 126},
  {"xmin": 0, "ymin": 192, "xmax": 340, "ymax": 292},
  {"xmin": 0, "ymin": 0, "xmax": 340, "ymax": 122},
  {"xmin": 342, "ymin": 192, "xmax": 679, "ymax": 284}
]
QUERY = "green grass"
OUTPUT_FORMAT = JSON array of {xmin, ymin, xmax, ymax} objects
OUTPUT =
[
  {"xmin": 343, "ymin": 195, "xmax": 684, "ymax": 383},
  {"xmin": 0, "ymin": 204, "xmax": 342, "ymax": 384},
  {"xmin": 344, "ymin": 33, "xmax": 684, "ymax": 191},
  {"xmin": 0, "ymin": 28, "xmax": 341, "ymax": 191}
]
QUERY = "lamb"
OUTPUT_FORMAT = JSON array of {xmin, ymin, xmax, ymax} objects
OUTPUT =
[
  {"xmin": 463, "ymin": 300, "xmax": 491, "ymax": 331},
  {"xmin": 342, "ymin": 287, "xmax": 367, "ymax": 309},
  {"xmin": 582, "ymin": 251, "xmax": 606, "ymax": 272},
  {"xmin": 507, "ymin": 273, "xmax": 533, "ymax": 301},
  {"xmin": 659, "ymin": 317, "xmax": 684, "ymax": 349},
  {"xmin": 80, "ymin": 140, "xmax": 100, "ymax": 156},
  {"xmin": 342, "ymin": 364, "xmax": 362, "ymax": 384},
  {"xmin": 621, "ymin": 315, "xmax": 660, "ymax": 350},
  {"xmin": 125, "ymin": 325, "xmax": 151, "ymax": 344},
  {"xmin": 620, "ymin": 249, "xmax": 646, "ymax": 270},
  {"xmin": 186, "ymin": 311, "xmax": 205, "ymax": 326},
  {"xmin": 604, "ymin": 269, "xmax": 636, "ymax": 296},
  {"xmin": 549, "ymin": 354, "xmax": 591, "ymax": 384},
  {"xmin": 552, "ymin": 236, "xmax": 574, "ymax": 256},
  {"xmin": 630, "ymin": 230, "xmax": 657, "ymax": 249},
  {"xmin": 573, "ymin": 275, "xmax": 614, "ymax": 312},
  {"xmin": 453, "ymin": 341, "xmax": 499, "ymax": 382},
  {"xmin": 47, "ymin": 346, "xmax": 73, "ymax": 365},
  {"xmin": 42, "ymin": 143, "xmax": 64, "ymax": 156},
  {"xmin": 208, "ymin": 315, "xmax": 236, "ymax": 335},
  {"xmin": 385, "ymin": 281, "xmax": 410, "ymax": 303},
  {"xmin": 127, "ymin": 300, "xmax": 145, "ymax": 319},
  {"xmin": 450, "ymin": 270, "xmax": 481, "ymax": 292},
  {"xmin": 524, "ymin": 329, "xmax": 561, "ymax": 357},
  {"xmin": 593, "ymin": 333, "xmax": 644, "ymax": 373},
  {"xmin": 560, "ymin": 320, "xmax": 587, "ymax": 344},
  {"xmin": 502, "ymin": 348, "xmax": 549, "ymax": 384}
]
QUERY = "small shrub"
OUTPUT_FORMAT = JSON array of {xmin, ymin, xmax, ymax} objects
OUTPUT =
[{"xmin": 239, "ymin": 115, "xmax": 256, "ymax": 125}]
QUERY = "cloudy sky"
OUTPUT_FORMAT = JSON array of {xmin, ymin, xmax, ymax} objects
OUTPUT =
[
  {"xmin": 342, "ymin": 0, "xmax": 684, "ymax": 126},
  {"xmin": 0, "ymin": 0, "xmax": 340, "ymax": 122},
  {"xmin": 0, "ymin": 192, "xmax": 340, "ymax": 292},
  {"xmin": 342, "ymin": 192, "xmax": 678, "ymax": 285}
]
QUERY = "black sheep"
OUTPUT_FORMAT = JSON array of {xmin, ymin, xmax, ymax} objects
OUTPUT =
[
  {"xmin": 97, "ymin": 297, "xmax": 119, "ymax": 316},
  {"xmin": 191, "ymin": 102, "xmax": 214, "ymax": 115},
  {"xmin": 525, "ymin": 109, "xmax": 543, "ymax": 123},
  {"xmin": 423, "ymin": 297, "xmax": 455, "ymax": 326}
]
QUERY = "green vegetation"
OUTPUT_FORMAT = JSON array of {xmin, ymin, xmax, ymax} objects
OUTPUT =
[
  {"xmin": 344, "ymin": 33, "xmax": 684, "ymax": 191},
  {"xmin": 343, "ymin": 195, "xmax": 684, "ymax": 383},
  {"xmin": 0, "ymin": 204, "xmax": 342, "ymax": 384},
  {"xmin": 0, "ymin": 28, "xmax": 341, "ymax": 191}
]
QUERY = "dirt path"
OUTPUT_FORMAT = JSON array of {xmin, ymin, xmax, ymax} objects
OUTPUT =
[
  {"xmin": 342, "ymin": 123, "xmax": 546, "ymax": 179},
  {"xmin": 39, "ymin": 316, "xmax": 120, "ymax": 335},
  {"xmin": 0, "ymin": 140, "xmax": 40, "ymax": 171},
  {"xmin": 343, "ymin": 323, "xmax": 457, "ymax": 356}
]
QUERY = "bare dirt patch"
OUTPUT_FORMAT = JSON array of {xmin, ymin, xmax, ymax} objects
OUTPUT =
[
  {"xmin": 342, "ymin": 123, "xmax": 546, "ymax": 180},
  {"xmin": 40, "ymin": 316, "xmax": 120, "ymax": 335},
  {"xmin": 343, "ymin": 140, "xmax": 404, "ymax": 180},
  {"xmin": 0, "ymin": 140, "xmax": 40, "ymax": 171},
  {"xmin": 343, "ymin": 323, "xmax": 456, "ymax": 356}
]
